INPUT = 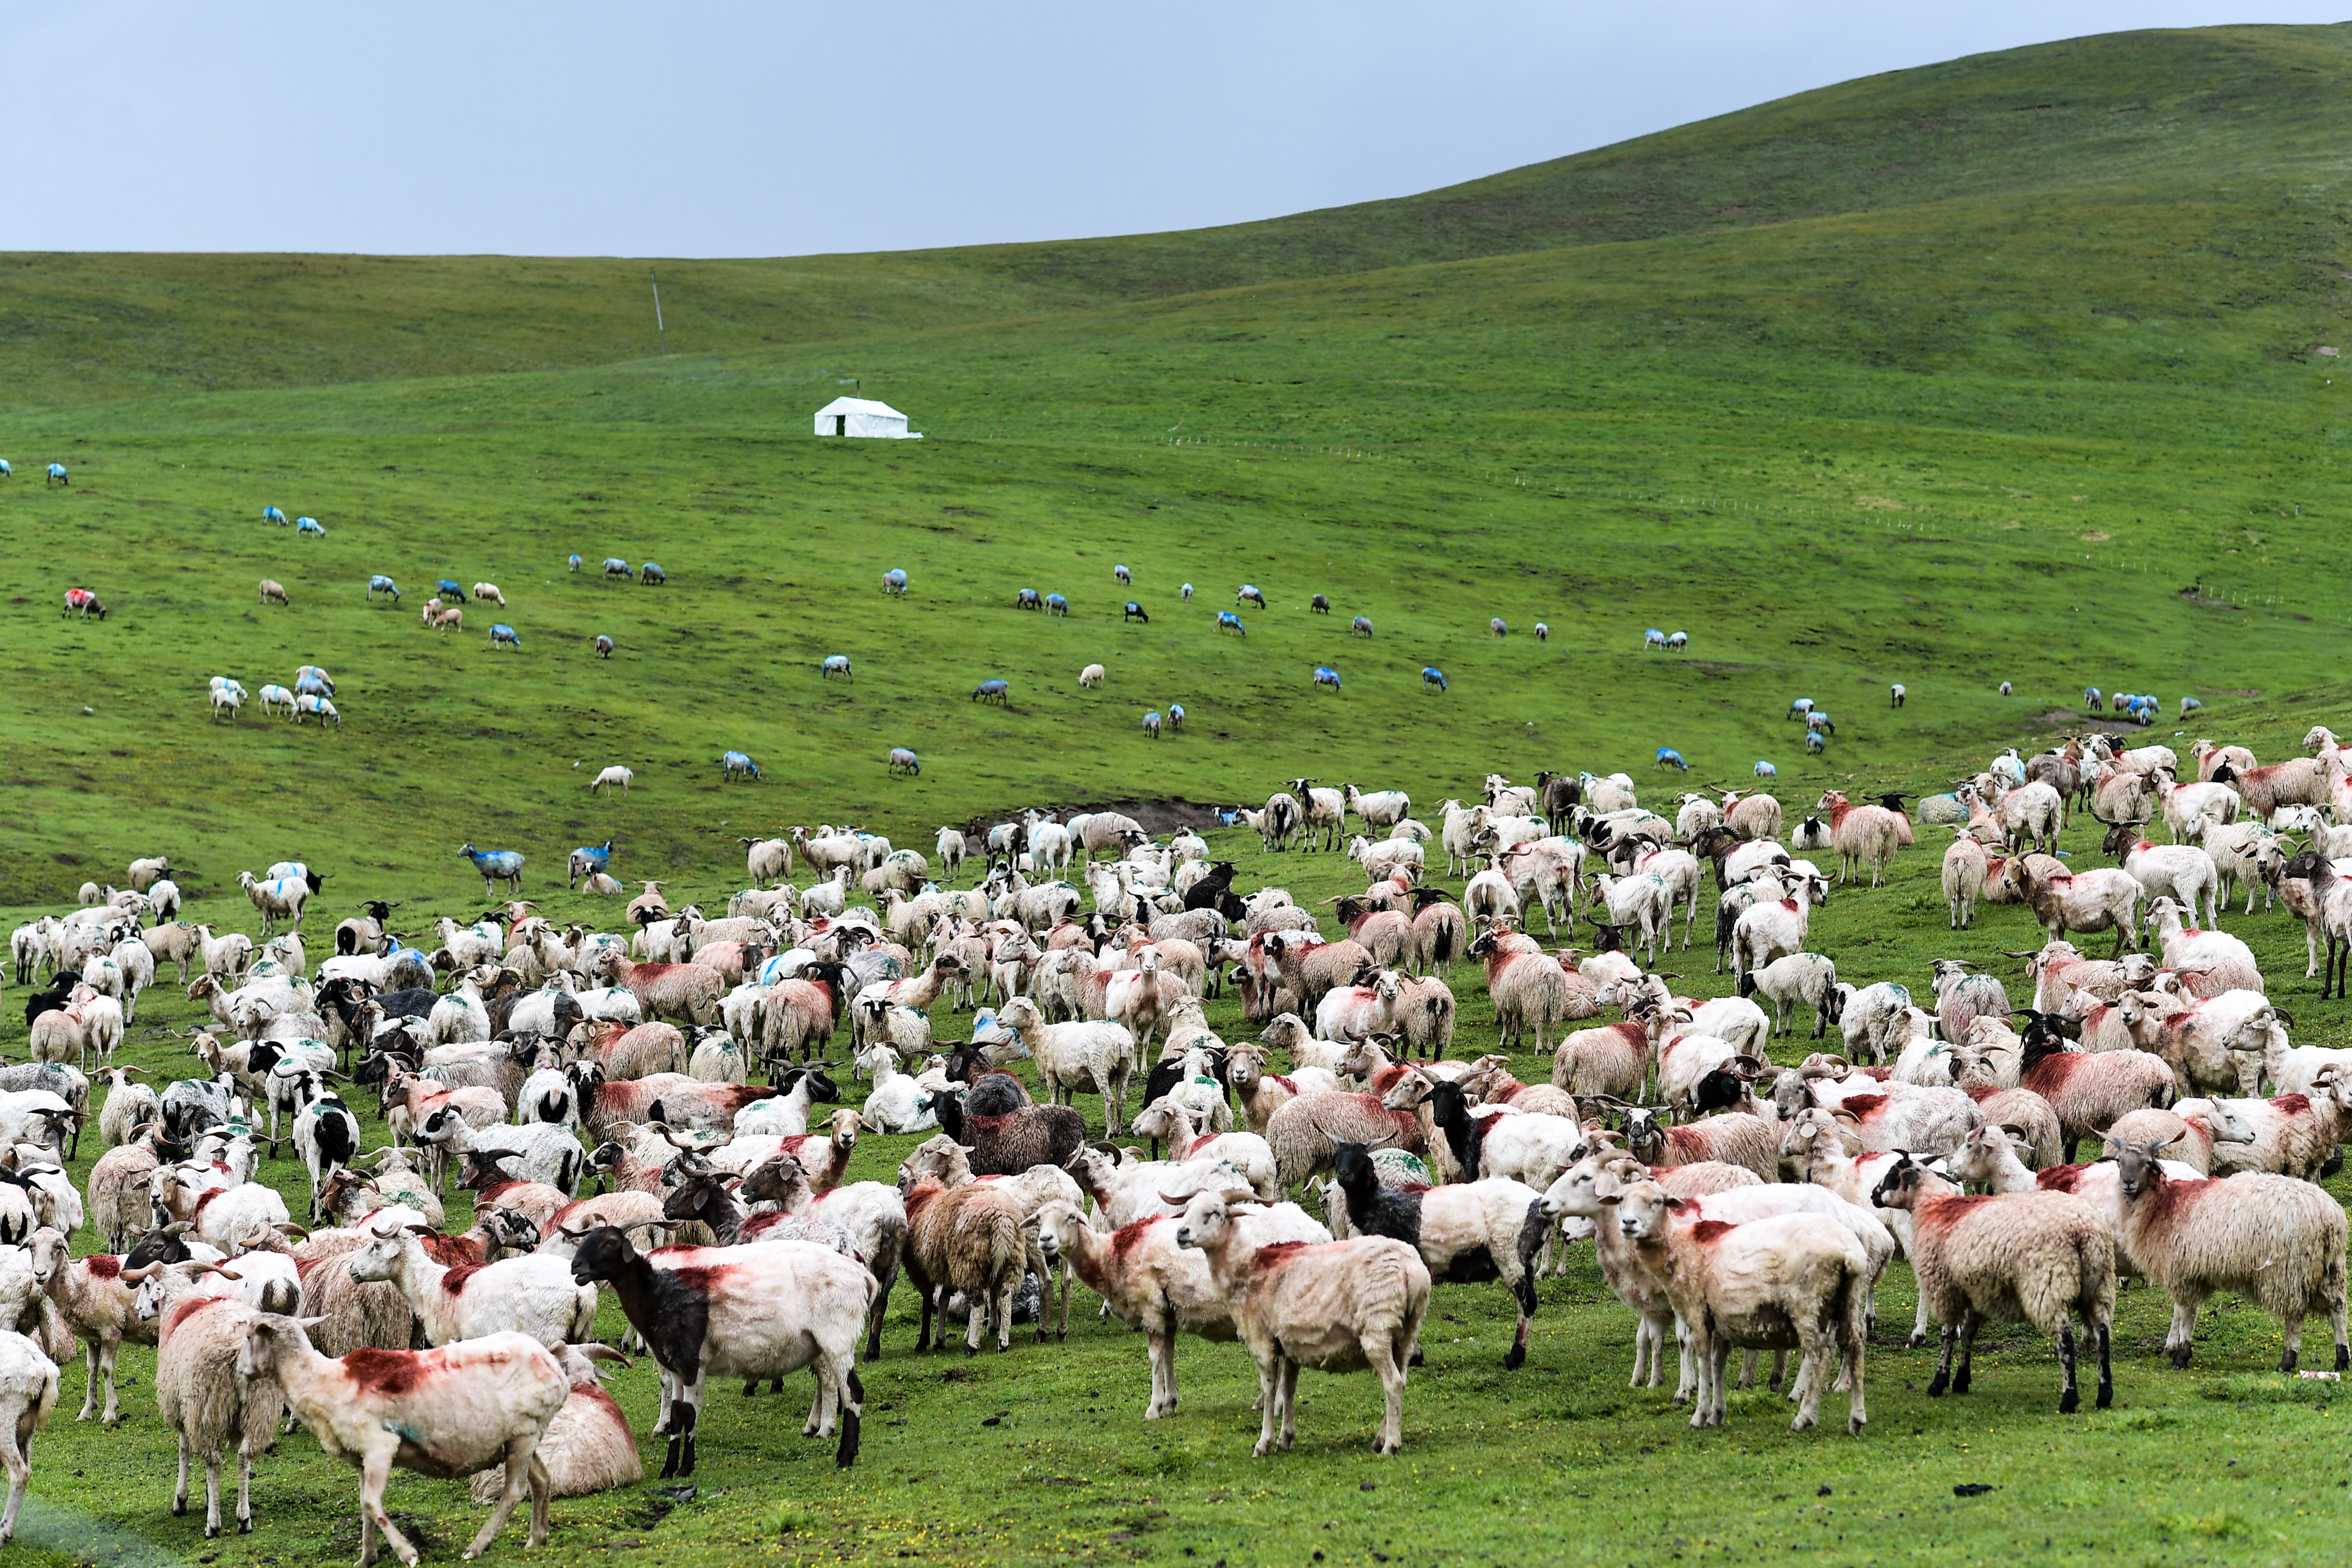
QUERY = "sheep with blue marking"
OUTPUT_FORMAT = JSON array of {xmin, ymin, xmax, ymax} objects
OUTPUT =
[
  {"xmin": 1786, "ymin": 698, "xmax": 1813, "ymax": 720},
  {"xmin": 366, "ymin": 576, "xmax": 400, "ymax": 603},
  {"xmin": 489, "ymin": 624, "xmax": 522, "ymax": 650},
  {"xmin": 1168, "ymin": 704, "xmax": 1185, "ymax": 731},
  {"xmin": 295, "ymin": 666, "xmax": 335, "ymax": 697},
  {"xmin": 1655, "ymin": 747, "xmax": 1688, "ymax": 771},
  {"xmin": 1421, "ymin": 667, "xmax": 1446, "ymax": 692},
  {"xmin": 1490, "ymin": 617, "xmax": 1508, "ymax": 637},
  {"xmin": 569, "ymin": 553, "xmax": 583, "ymax": 573},
  {"xmin": 45, "ymin": 463, "xmax": 66, "ymax": 486},
  {"xmin": 293, "ymin": 694, "xmax": 340, "ymax": 727},
  {"xmin": 888, "ymin": 748, "xmax": 920, "ymax": 777},
  {"xmin": 1044, "ymin": 593, "xmax": 1068, "ymax": 617},
  {"xmin": 1755, "ymin": 760, "xmax": 1778, "ymax": 778},
  {"xmin": 569, "ymin": 842, "xmax": 614, "ymax": 890},
  {"xmin": 436, "ymin": 579, "xmax": 465, "ymax": 603},
  {"xmin": 721, "ymin": 751, "xmax": 763, "ymax": 782},
  {"xmin": 1313, "ymin": 667, "xmax": 1342, "ymax": 693},
  {"xmin": 2180, "ymin": 696, "xmax": 2203, "ymax": 717},
  {"xmin": 460, "ymin": 845, "xmax": 527, "ymax": 897},
  {"xmin": 262, "ymin": 506, "xmax": 286, "ymax": 525},
  {"xmin": 1122, "ymin": 601, "xmax": 1149, "ymax": 623},
  {"xmin": 602, "ymin": 558, "xmax": 633, "ymax": 579},
  {"xmin": 1181, "ymin": 583, "xmax": 1194, "ymax": 600},
  {"xmin": 1218, "ymin": 611, "xmax": 1246, "ymax": 636},
  {"xmin": 0, "ymin": 460, "xmax": 10, "ymax": 479},
  {"xmin": 1237, "ymin": 584, "xmax": 1266, "ymax": 608},
  {"xmin": 1017, "ymin": 589, "xmax": 1043, "ymax": 611},
  {"xmin": 1806, "ymin": 731, "xmax": 1826, "ymax": 754},
  {"xmin": 1351, "ymin": 616, "xmax": 1373, "ymax": 637},
  {"xmin": 594, "ymin": 635, "xmax": 614, "ymax": 658},
  {"xmin": 1806, "ymin": 711, "xmax": 1835, "ymax": 735},
  {"xmin": 1644, "ymin": 628, "xmax": 1665, "ymax": 650},
  {"xmin": 1534, "ymin": 622, "xmax": 1548, "ymax": 641},
  {"xmin": 973, "ymin": 679, "xmax": 1010, "ymax": 705},
  {"xmin": 208, "ymin": 677, "xmax": 246, "ymax": 722},
  {"xmin": 259, "ymin": 684, "xmax": 296, "ymax": 718},
  {"xmin": 296, "ymin": 516, "xmax": 323, "ymax": 536},
  {"xmin": 1143, "ymin": 711, "xmax": 1162, "ymax": 739},
  {"xmin": 883, "ymin": 568, "xmax": 907, "ymax": 596},
  {"xmin": 1114, "ymin": 564, "xmax": 1131, "ymax": 585},
  {"xmin": 641, "ymin": 563, "xmax": 665, "ymax": 586},
  {"xmin": 822, "ymin": 655, "xmax": 853, "ymax": 680}
]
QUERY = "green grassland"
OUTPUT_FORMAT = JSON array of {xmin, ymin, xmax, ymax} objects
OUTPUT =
[{"xmin": 6, "ymin": 19, "xmax": 2352, "ymax": 1566}]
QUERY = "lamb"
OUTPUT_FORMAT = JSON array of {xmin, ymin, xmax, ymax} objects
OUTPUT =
[
  {"xmin": 1872, "ymin": 1155, "xmax": 2114, "ymax": 1413},
  {"xmin": 237, "ymin": 1316, "xmax": 573, "ymax": 1565},
  {"xmin": 1171, "ymin": 1185, "xmax": 1430, "ymax": 1456},
  {"xmin": 1613, "ymin": 1179, "xmax": 1869, "ymax": 1435},
  {"xmin": 1328, "ymin": 1142, "xmax": 1544, "ymax": 1368},
  {"xmin": 995, "ymin": 995, "xmax": 1135, "ymax": 1134},
  {"xmin": 128, "ymin": 1263, "xmax": 284, "ymax": 1538},
  {"xmin": 348, "ymin": 1217, "xmax": 597, "ymax": 1348},
  {"xmin": 2106, "ymin": 1133, "xmax": 2349, "ymax": 1372}
]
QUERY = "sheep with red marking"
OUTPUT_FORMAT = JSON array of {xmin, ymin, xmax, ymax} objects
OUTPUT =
[
  {"xmin": 589, "ymin": 950, "xmax": 726, "ymax": 1027},
  {"xmin": 238, "ymin": 1316, "xmax": 570, "ymax": 1565},
  {"xmin": 1172, "ymin": 1185, "xmax": 1430, "ymax": 1456},
  {"xmin": 1469, "ymin": 927, "xmax": 1578, "ymax": 1053},
  {"xmin": 1128, "ymin": 1099, "xmax": 1281, "ymax": 1199},
  {"xmin": 1036, "ymin": 1195, "xmax": 1329, "ymax": 1417},
  {"xmin": 2187, "ymin": 1085, "xmax": 2348, "ymax": 1181},
  {"xmin": 2211, "ymin": 754, "xmax": 2329, "ymax": 818},
  {"xmin": 346, "ymin": 1216, "xmax": 596, "ymax": 1348},
  {"xmin": 569, "ymin": 1226, "xmax": 870, "ymax": 1475},
  {"xmin": 1619, "ymin": 1104, "xmax": 1781, "ymax": 1184},
  {"xmin": 31, "ymin": 1236, "xmax": 145, "ymax": 1423},
  {"xmin": 1613, "ymin": 1178, "xmax": 1869, "ymax": 1435},
  {"xmin": 2014, "ymin": 857, "xmax": 2140, "ymax": 956},
  {"xmin": 2017, "ymin": 1017, "xmax": 2176, "ymax": 1162},
  {"xmin": 1815, "ymin": 790, "xmax": 1904, "ymax": 887},
  {"xmin": 467, "ymin": 1342, "xmax": 641, "ymax": 1503},
  {"xmin": 1264, "ymin": 1089, "xmax": 1426, "ymax": 1191},
  {"xmin": 2105, "ymin": 1133, "xmax": 2349, "ymax": 1372},
  {"xmin": 1551, "ymin": 1012, "xmax": 1659, "ymax": 1102},
  {"xmin": 127, "ymin": 1262, "xmax": 284, "ymax": 1539},
  {"xmin": 1872, "ymin": 1154, "xmax": 2114, "ymax": 1413}
]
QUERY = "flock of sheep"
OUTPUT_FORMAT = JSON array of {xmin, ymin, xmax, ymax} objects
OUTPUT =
[{"xmin": 7, "ymin": 718, "xmax": 2352, "ymax": 1555}]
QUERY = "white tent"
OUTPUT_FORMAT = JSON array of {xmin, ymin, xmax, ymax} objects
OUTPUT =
[{"xmin": 813, "ymin": 397, "xmax": 921, "ymax": 439}]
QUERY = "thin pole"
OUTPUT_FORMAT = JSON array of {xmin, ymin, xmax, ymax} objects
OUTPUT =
[{"xmin": 649, "ymin": 268, "xmax": 666, "ymax": 354}]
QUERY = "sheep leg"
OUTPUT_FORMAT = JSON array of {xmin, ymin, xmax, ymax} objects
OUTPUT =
[
  {"xmin": 2054, "ymin": 1320, "xmax": 2082, "ymax": 1413},
  {"xmin": 0, "ymin": 1422, "xmax": 26, "ymax": 1546},
  {"xmin": 1277, "ymin": 1356, "xmax": 1302, "ymax": 1451},
  {"xmin": 1369, "ymin": 1337, "xmax": 1406, "ymax": 1456},
  {"xmin": 363, "ymin": 1447, "xmax": 422, "ymax": 1566},
  {"xmin": 1250, "ymin": 1352, "xmax": 1284, "ymax": 1457},
  {"xmin": 1736, "ymin": 1348, "xmax": 1759, "ymax": 1389},
  {"xmin": 1952, "ymin": 1310, "xmax": 1981, "ymax": 1395},
  {"xmin": 1146, "ymin": 1328, "xmax": 1176, "ymax": 1418},
  {"xmin": 1789, "ymin": 1330, "xmax": 1829, "ymax": 1432},
  {"xmin": 2280, "ymin": 1308, "xmax": 2308, "ymax": 1375},
  {"xmin": 1673, "ymin": 1318, "xmax": 1696, "ymax": 1404},
  {"xmin": 199, "ymin": 1444, "xmax": 223, "ymax": 1538},
  {"xmin": 1927, "ymin": 1322, "xmax": 1959, "ymax": 1396},
  {"xmin": 464, "ymin": 1436, "xmax": 538, "ymax": 1560}
]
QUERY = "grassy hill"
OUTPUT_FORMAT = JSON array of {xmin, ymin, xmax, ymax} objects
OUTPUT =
[{"xmin": 5, "ymin": 23, "xmax": 2352, "ymax": 1568}]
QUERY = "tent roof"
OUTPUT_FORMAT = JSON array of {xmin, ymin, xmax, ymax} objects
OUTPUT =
[{"xmin": 813, "ymin": 397, "xmax": 905, "ymax": 419}]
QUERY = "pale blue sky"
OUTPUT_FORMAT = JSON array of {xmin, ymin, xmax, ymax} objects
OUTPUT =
[{"xmin": 4, "ymin": 1, "xmax": 2341, "ymax": 256}]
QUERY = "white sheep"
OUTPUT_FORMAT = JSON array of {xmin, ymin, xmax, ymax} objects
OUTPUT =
[{"xmin": 587, "ymin": 765, "xmax": 634, "ymax": 794}]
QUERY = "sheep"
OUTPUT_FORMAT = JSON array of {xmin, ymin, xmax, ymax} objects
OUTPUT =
[
  {"xmin": 2106, "ymin": 1133, "xmax": 2349, "ymax": 1372},
  {"xmin": 994, "ymin": 995, "xmax": 1135, "ymax": 1133},
  {"xmin": 1742, "ymin": 952, "xmax": 1841, "ymax": 1038},
  {"xmin": 2143, "ymin": 895, "xmax": 2262, "ymax": 995},
  {"xmin": 2213, "ymin": 755, "xmax": 2330, "ymax": 818},
  {"xmin": 896, "ymin": 1178, "xmax": 1028, "ymax": 1355},
  {"xmin": 590, "ymin": 950, "xmax": 726, "ymax": 1027},
  {"xmin": 237, "ymin": 1317, "xmax": 574, "ymax": 1565},
  {"xmin": 934, "ymin": 1086, "xmax": 1085, "ymax": 1178},
  {"xmin": 1940, "ymin": 831, "xmax": 1989, "ymax": 930},
  {"xmin": 1263, "ymin": 1089, "xmax": 1425, "ymax": 1191},
  {"xmin": 2010, "ymin": 857, "xmax": 2140, "ymax": 957},
  {"xmin": 1722, "ymin": 790, "xmax": 1783, "ymax": 842},
  {"xmin": 2108, "ymin": 836, "xmax": 2222, "ymax": 930},
  {"xmin": 1815, "ymin": 791, "xmax": 1903, "ymax": 887},
  {"xmin": 128, "ymin": 1263, "xmax": 284, "ymax": 1538},
  {"xmin": 1872, "ymin": 1154, "xmax": 2113, "ymax": 1412},
  {"xmin": 1170, "ymin": 1185, "xmax": 1429, "ymax": 1456},
  {"xmin": 1128, "ymin": 1099, "xmax": 1279, "ymax": 1198},
  {"xmin": 1726, "ymin": 878, "xmax": 1820, "ymax": 979},
  {"xmin": 1613, "ymin": 1178, "xmax": 1869, "ymax": 1435},
  {"xmin": 1327, "ymin": 1142, "xmax": 1544, "ymax": 1369},
  {"xmin": 2016, "ymin": 1019, "xmax": 2176, "ymax": 1161},
  {"xmin": 347, "ymin": 1217, "xmax": 596, "ymax": 1348}
]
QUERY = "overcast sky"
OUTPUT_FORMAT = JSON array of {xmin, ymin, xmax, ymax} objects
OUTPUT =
[{"xmin": 4, "ymin": 2, "xmax": 2342, "ymax": 257}]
